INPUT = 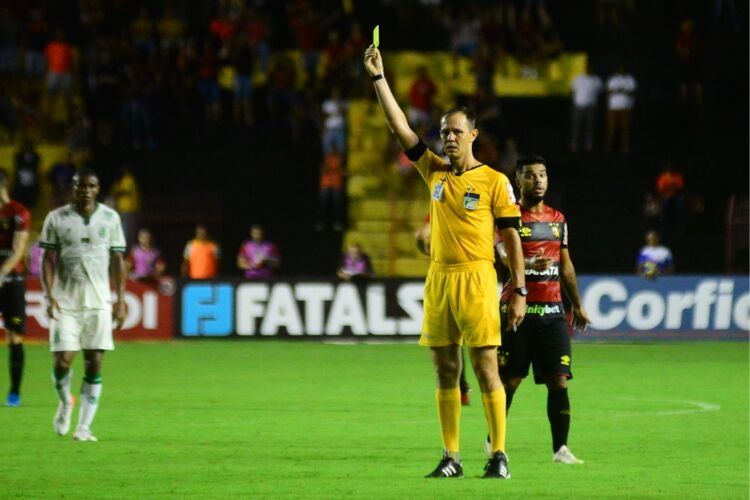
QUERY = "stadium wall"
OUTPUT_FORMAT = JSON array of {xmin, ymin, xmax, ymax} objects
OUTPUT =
[
  {"xmin": 16, "ymin": 276, "xmax": 747, "ymax": 341},
  {"xmin": 19, "ymin": 278, "xmax": 174, "ymax": 342},
  {"xmin": 176, "ymin": 276, "xmax": 749, "ymax": 341}
]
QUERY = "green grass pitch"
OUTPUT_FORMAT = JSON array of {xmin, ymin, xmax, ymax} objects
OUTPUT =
[{"xmin": 1, "ymin": 341, "xmax": 747, "ymax": 498}]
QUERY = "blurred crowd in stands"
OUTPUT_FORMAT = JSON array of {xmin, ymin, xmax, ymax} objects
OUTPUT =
[
  {"xmin": 0, "ymin": 0, "xmax": 575, "ymax": 150},
  {"xmin": 0, "ymin": 0, "xmax": 745, "ymax": 276}
]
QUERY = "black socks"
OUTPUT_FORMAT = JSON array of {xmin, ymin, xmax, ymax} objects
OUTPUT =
[
  {"xmin": 547, "ymin": 388, "xmax": 571, "ymax": 452},
  {"xmin": 9, "ymin": 343, "xmax": 24, "ymax": 394}
]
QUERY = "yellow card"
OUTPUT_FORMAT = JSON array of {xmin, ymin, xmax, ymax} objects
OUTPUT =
[{"xmin": 373, "ymin": 25, "xmax": 379, "ymax": 48}]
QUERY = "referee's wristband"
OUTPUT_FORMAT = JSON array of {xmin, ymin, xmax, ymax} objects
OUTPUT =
[{"xmin": 371, "ymin": 73, "xmax": 384, "ymax": 82}]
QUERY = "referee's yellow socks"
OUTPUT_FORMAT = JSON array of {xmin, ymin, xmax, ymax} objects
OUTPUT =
[
  {"xmin": 436, "ymin": 388, "xmax": 461, "ymax": 453},
  {"xmin": 483, "ymin": 389, "xmax": 507, "ymax": 453}
]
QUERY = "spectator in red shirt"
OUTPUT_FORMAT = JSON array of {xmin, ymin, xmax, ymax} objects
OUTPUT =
[
  {"xmin": 407, "ymin": 66, "xmax": 437, "ymax": 131},
  {"xmin": 44, "ymin": 30, "xmax": 73, "ymax": 100},
  {"xmin": 209, "ymin": 13, "xmax": 236, "ymax": 44},
  {"xmin": 655, "ymin": 162, "xmax": 686, "ymax": 241},
  {"xmin": 656, "ymin": 162, "xmax": 684, "ymax": 200}
]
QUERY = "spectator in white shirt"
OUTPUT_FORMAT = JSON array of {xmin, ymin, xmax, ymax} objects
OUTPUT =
[
  {"xmin": 570, "ymin": 62, "xmax": 603, "ymax": 153},
  {"xmin": 637, "ymin": 230, "xmax": 674, "ymax": 279},
  {"xmin": 606, "ymin": 65, "xmax": 637, "ymax": 154},
  {"xmin": 321, "ymin": 87, "xmax": 348, "ymax": 155}
]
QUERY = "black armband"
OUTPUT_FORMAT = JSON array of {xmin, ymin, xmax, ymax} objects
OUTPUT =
[
  {"xmin": 495, "ymin": 217, "xmax": 521, "ymax": 230},
  {"xmin": 405, "ymin": 140, "xmax": 427, "ymax": 162}
]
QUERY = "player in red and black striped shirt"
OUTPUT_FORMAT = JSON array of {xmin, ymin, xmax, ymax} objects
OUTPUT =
[
  {"xmin": 0, "ymin": 169, "xmax": 31, "ymax": 407},
  {"xmin": 495, "ymin": 155, "xmax": 590, "ymax": 464}
]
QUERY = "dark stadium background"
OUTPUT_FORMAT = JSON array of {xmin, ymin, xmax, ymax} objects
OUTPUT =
[
  {"xmin": 0, "ymin": 0, "xmax": 747, "ymax": 277},
  {"xmin": 0, "ymin": 4, "xmax": 747, "ymax": 497}
]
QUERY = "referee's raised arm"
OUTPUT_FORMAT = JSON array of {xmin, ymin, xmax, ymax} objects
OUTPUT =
[{"xmin": 364, "ymin": 45, "xmax": 419, "ymax": 151}]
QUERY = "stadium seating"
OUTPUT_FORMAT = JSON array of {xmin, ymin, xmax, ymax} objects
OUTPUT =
[
  {"xmin": 385, "ymin": 51, "xmax": 587, "ymax": 102},
  {"xmin": 345, "ymin": 50, "xmax": 587, "ymax": 277},
  {"xmin": 346, "ymin": 101, "xmax": 432, "ymax": 277}
]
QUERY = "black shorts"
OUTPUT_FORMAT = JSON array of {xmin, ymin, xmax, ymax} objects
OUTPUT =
[
  {"xmin": 0, "ymin": 280, "xmax": 26, "ymax": 334},
  {"xmin": 498, "ymin": 313, "xmax": 572, "ymax": 385}
]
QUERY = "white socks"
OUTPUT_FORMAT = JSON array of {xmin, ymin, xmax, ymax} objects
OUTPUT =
[
  {"xmin": 53, "ymin": 369, "xmax": 73, "ymax": 405},
  {"xmin": 77, "ymin": 378, "xmax": 103, "ymax": 431}
]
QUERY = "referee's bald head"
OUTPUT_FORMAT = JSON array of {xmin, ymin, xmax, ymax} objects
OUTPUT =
[{"xmin": 442, "ymin": 107, "xmax": 476, "ymax": 131}]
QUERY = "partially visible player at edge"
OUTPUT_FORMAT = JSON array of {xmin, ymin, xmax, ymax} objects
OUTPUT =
[
  {"xmin": 40, "ymin": 168, "xmax": 127, "ymax": 441},
  {"xmin": 365, "ymin": 45, "xmax": 527, "ymax": 479},
  {"xmin": 495, "ymin": 155, "xmax": 590, "ymax": 464},
  {"xmin": 0, "ymin": 169, "xmax": 31, "ymax": 407}
]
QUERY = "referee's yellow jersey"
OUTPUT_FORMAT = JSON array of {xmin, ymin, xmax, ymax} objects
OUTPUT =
[{"xmin": 411, "ymin": 144, "xmax": 520, "ymax": 264}]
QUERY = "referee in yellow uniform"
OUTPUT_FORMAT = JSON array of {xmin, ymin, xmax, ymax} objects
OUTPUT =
[{"xmin": 365, "ymin": 45, "xmax": 527, "ymax": 479}]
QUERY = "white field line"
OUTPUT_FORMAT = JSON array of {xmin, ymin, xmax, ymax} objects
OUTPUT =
[{"xmin": 385, "ymin": 398, "xmax": 721, "ymax": 426}]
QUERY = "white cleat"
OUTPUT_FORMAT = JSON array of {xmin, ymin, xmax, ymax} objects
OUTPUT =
[
  {"xmin": 73, "ymin": 428, "xmax": 98, "ymax": 442},
  {"xmin": 553, "ymin": 445, "xmax": 584, "ymax": 464},
  {"xmin": 53, "ymin": 400, "xmax": 74, "ymax": 436}
]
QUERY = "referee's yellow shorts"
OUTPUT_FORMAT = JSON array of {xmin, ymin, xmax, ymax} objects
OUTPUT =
[{"xmin": 418, "ymin": 260, "xmax": 501, "ymax": 348}]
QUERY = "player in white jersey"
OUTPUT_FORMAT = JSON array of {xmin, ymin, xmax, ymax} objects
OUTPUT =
[{"xmin": 40, "ymin": 168, "xmax": 127, "ymax": 442}]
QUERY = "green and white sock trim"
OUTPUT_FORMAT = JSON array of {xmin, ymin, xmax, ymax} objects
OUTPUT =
[{"xmin": 83, "ymin": 373, "xmax": 103, "ymax": 384}]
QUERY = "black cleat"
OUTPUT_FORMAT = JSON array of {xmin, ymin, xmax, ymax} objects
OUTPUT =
[
  {"xmin": 425, "ymin": 453, "xmax": 464, "ymax": 478},
  {"xmin": 483, "ymin": 451, "xmax": 511, "ymax": 479}
]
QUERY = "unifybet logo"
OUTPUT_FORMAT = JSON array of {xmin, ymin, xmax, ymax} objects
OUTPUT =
[{"xmin": 526, "ymin": 304, "xmax": 562, "ymax": 316}]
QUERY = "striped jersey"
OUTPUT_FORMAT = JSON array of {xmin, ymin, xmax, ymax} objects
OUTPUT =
[
  {"xmin": 500, "ymin": 204, "xmax": 568, "ymax": 316},
  {"xmin": 40, "ymin": 203, "xmax": 126, "ymax": 310}
]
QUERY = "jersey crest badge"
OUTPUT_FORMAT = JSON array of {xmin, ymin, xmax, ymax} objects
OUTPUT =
[
  {"xmin": 550, "ymin": 223, "xmax": 560, "ymax": 239},
  {"xmin": 432, "ymin": 180, "xmax": 446, "ymax": 201},
  {"xmin": 464, "ymin": 193, "xmax": 479, "ymax": 210},
  {"xmin": 463, "ymin": 187, "xmax": 479, "ymax": 210}
]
